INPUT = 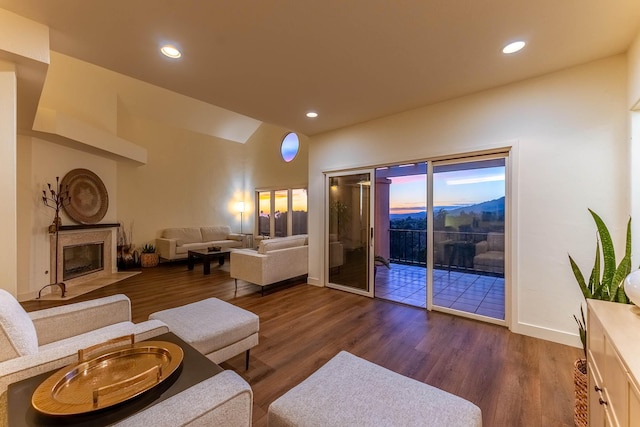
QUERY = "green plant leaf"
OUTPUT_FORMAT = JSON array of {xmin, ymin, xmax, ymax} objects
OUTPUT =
[
  {"xmin": 569, "ymin": 255, "xmax": 592, "ymax": 299},
  {"xmin": 589, "ymin": 209, "xmax": 616, "ymax": 296},
  {"xmin": 610, "ymin": 217, "xmax": 632, "ymax": 302},
  {"xmin": 587, "ymin": 240, "xmax": 600, "ymax": 296},
  {"xmin": 573, "ymin": 305, "xmax": 587, "ymax": 359}
]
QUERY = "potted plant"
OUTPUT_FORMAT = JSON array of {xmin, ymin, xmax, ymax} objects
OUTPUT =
[
  {"xmin": 568, "ymin": 209, "xmax": 633, "ymax": 427},
  {"xmin": 140, "ymin": 244, "xmax": 159, "ymax": 268}
]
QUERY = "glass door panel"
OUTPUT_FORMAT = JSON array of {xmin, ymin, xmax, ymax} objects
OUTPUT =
[
  {"xmin": 432, "ymin": 158, "xmax": 506, "ymax": 320},
  {"xmin": 374, "ymin": 163, "xmax": 427, "ymax": 308},
  {"xmin": 327, "ymin": 171, "xmax": 374, "ymax": 297}
]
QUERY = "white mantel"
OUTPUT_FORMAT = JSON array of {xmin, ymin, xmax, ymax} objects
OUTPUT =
[{"xmin": 49, "ymin": 225, "xmax": 118, "ymax": 290}]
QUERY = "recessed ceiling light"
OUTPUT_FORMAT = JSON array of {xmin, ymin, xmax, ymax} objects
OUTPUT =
[
  {"xmin": 502, "ymin": 41, "xmax": 525, "ymax": 54},
  {"xmin": 161, "ymin": 45, "xmax": 182, "ymax": 59},
  {"xmin": 306, "ymin": 111, "xmax": 318, "ymax": 118}
]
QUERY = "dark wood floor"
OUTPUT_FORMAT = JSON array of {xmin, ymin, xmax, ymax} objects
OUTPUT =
[{"xmin": 21, "ymin": 262, "xmax": 581, "ymax": 427}]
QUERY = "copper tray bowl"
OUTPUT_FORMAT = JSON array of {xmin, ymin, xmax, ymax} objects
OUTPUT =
[{"xmin": 31, "ymin": 335, "xmax": 183, "ymax": 416}]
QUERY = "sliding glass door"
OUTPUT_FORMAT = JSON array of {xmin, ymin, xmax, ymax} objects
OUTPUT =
[
  {"xmin": 326, "ymin": 170, "xmax": 374, "ymax": 297},
  {"xmin": 431, "ymin": 157, "xmax": 506, "ymax": 320}
]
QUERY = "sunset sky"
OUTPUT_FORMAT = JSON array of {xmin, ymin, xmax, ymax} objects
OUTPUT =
[{"xmin": 390, "ymin": 166, "xmax": 505, "ymax": 214}]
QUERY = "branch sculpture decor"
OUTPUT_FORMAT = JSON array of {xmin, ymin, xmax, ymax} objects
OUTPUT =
[{"xmin": 38, "ymin": 177, "xmax": 71, "ymax": 298}]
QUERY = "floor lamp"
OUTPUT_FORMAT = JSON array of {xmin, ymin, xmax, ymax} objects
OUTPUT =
[{"xmin": 236, "ymin": 202, "xmax": 245, "ymax": 234}]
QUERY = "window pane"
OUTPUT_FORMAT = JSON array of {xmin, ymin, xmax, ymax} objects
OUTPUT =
[
  {"xmin": 292, "ymin": 188, "xmax": 308, "ymax": 235},
  {"xmin": 258, "ymin": 192, "xmax": 271, "ymax": 236},
  {"xmin": 274, "ymin": 190, "xmax": 288, "ymax": 237},
  {"xmin": 281, "ymin": 133, "xmax": 300, "ymax": 162}
]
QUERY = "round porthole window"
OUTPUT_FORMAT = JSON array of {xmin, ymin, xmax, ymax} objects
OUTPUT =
[{"xmin": 281, "ymin": 132, "xmax": 299, "ymax": 162}]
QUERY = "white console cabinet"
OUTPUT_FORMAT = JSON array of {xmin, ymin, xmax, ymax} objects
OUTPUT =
[{"xmin": 587, "ymin": 299, "xmax": 640, "ymax": 427}]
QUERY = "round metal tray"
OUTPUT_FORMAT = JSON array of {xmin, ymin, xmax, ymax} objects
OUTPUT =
[
  {"xmin": 61, "ymin": 168, "xmax": 109, "ymax": 224},
  {"xmin": 31, "ymin": 340, "xmax": 183, "ymax": 416}
]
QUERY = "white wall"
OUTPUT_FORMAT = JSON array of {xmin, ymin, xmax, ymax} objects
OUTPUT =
[
  {"xmin": 17, "ymin": 137, "xmax": 117, "ymax": 300},
  {"xmin": 628, "ymin": 29, "xmax": 640, "ymax": 266},
  {"xmin": 0, "ymin": 10, "xmax": 49, "ymax": 297},
  {"xmin": 10, "ymin": 50, "xmax": 307, "ymax": 299},
  {"xmin": 115, "ymin": 114, "xmax": 308, "ymax": 250},
  {"xmin": 308, "ymin": 55, "xmax": 629, "ymax": 347},
  {"xmin": 0, "ymin": 65, "xmax": 17, "ymax": 296}
]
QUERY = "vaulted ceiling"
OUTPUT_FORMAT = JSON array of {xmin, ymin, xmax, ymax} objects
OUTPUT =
[{"xmin": 1, "ymin": 0, "xmax": 639, "ymax": 136}]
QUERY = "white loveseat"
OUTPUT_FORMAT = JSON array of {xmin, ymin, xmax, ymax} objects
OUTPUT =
[
  {"xmin": 156, "ymin": 225, "xmax": 244, "ymax": 261},
  {"xmin": 230, "ymin": 235, "xmax": 308, "ymax": 294}
]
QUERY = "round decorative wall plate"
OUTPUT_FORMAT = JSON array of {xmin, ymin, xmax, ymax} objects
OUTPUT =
[{"xmin": 61, "ymin": 169, "xmax": 109, "ymax": 224}]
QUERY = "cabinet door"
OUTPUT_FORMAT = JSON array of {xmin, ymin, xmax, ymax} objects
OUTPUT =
[
  {"xmin": 590, "ymin": 362, "xmax": 606, "ymax": 427},
  {"xmin": 589, "ymin": 310, "xmax": 606, "ymax": 384},
  {"xmin": 630, "ymin": 380, "xmax": 640, "ymax": 427},
  {"xmin": 605, "ymin": 343, "xmax": 628, "ymax": 426}
]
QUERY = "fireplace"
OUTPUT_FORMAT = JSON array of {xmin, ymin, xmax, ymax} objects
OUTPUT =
[
  {"xmin": 63, "ymin": 242, "xmax": 104, "ymax": 281},
  {"xmin": 51, "ymin": 228, "xmax": 116, "ymax": 287}
]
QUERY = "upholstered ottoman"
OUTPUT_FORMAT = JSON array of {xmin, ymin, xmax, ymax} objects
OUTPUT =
[
  {"xmin": 149, "ymin": 298, "xmax": 259, "ymax": 369},
  {"xmin": 268, "ymin": 351, "xmax": 482, "ymax": 427}
]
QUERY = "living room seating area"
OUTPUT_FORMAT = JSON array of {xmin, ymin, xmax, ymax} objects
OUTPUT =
[
  {"xmin": 156, "ymin": 225, "xmax": 244, "ymax": 261},
  {"xmin": 2, "ymin": 286, "xmax": 487, "ymax": 426},
  {"xmin": 10, "ymin": 264, "xmax": 582, "ymax": 426},
  {"xmin": 0, "ymin": 290, "xmax": 254, "ymax": 426}
]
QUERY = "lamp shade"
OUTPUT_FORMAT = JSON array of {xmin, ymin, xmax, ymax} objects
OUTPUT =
[
  {"xmin": 235, "ymin": 202, "xmax": 245, "ymax": 213},
  {"xmin": 623, "ymin": 269, "xmax": 640, "ymax": 306}
]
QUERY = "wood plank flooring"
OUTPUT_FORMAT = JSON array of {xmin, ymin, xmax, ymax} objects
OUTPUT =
[{"xmin": 21, "ymin": 262, "xmax": 581, "ymax": 427}]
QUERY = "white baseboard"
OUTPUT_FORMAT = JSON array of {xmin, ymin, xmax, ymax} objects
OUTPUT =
[
  {"xmin": 307, "ymin": 276, "xmax": 321, "ymax": 286},
  {"xmin": 512, "ymin": 321, "xmax": 582, "ymax": 349}
]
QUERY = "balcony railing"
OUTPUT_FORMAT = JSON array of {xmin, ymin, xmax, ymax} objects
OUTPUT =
[{"xmin": 389, "ymin": 229, "xmax": 502, "ymax": 276}]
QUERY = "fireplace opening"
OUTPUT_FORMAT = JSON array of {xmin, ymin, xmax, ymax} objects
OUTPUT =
[{"xmin": 63, "ymin": 242, "xmax": 104, "ymax": 281}]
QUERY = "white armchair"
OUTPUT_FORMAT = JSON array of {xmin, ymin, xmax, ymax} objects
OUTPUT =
[
  {"xmin": 473, "ymin": 232, "xmax": 505, "ymax": 275},
  {"xmin": 0, "ymin": 290, "xmax": 168, "ymax": 425}
]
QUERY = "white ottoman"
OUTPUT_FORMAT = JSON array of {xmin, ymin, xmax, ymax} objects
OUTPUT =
[
  {"xmin": 268, "ymin": 351, "xmax": 482, "ymax": 427},
  {"xmin": 149, "ymin": 298, "xmax": 259, "ymax": 369}
]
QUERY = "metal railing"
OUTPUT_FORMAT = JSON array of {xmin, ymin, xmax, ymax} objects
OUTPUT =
[{"xmin": 389, "ymin": 229, "xmax": 500, "ymax": 273}]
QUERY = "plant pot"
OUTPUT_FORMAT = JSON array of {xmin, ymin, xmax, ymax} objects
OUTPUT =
[
  {"xmin": 140, "ymin": 253, "xmax": 159, "ymax": 268},
  {"xmin": 573, "ymin": 358, "xmax": 587, "ymax": 427}
]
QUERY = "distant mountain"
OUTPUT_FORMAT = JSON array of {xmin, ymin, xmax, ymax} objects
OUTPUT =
[
  {"xmin": 445, "ymin": 196, "xmax": 504, "ymax": 215},
  {"xmin": 389, "ymin": 197, "xmax": 504, "ymax": 220},
  {"xmin": 389, "ymin": 211, "xmax": 426, "ymax": 220}
]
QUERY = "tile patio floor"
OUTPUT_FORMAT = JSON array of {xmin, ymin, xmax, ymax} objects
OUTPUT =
[{"xmin": 374, "ymin": 263, "xmax": 505, "ymax": 320}]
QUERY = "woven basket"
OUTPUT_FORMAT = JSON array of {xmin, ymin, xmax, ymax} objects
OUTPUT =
[
  {"xmin": 140, "ymin": 253, "xmax": 159, "ymax": 268},
  {"xmin": 573, "ymin": 358, "xmax": 588, "ymax": 427}
]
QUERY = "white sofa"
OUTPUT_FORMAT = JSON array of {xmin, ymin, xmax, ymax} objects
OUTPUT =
[
  {"xmin": 230, "ymin": 235, "xmax": 308, "ymax": 294},
  {"xmin": 156, "ymin": 225, "xmax": 244, "ymax": 261},
  {"xmin": 0, "ymin": 291, "xmax": 253, "ymax": 426}
]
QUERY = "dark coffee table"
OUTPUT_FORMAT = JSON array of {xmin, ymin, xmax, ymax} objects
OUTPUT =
[
  {"xmin": 187, "ymin": 248, "xmax": 231, "ymax": 275},
  {"xmin": 7, "ymin": 332, "xmax": 222, "ymax": 427}
]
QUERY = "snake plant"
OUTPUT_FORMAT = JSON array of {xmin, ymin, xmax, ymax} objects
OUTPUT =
[
  {"xmin": 568, "ymin": 209, "xmax": 633, "ymax": 357},
  {"xmin": 568, "ymin": 209, "xmax": 632, "ymax": 304}
]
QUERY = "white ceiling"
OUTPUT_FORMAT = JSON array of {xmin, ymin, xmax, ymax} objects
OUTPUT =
[{"xmin": 1, "ymin": 0, "xmax": 640, "ymax": 136}]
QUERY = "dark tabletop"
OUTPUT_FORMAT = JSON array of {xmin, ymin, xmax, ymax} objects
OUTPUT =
[{"xmin": 8, "ymin": 332, "xmax": 223, "ymax": 427}]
